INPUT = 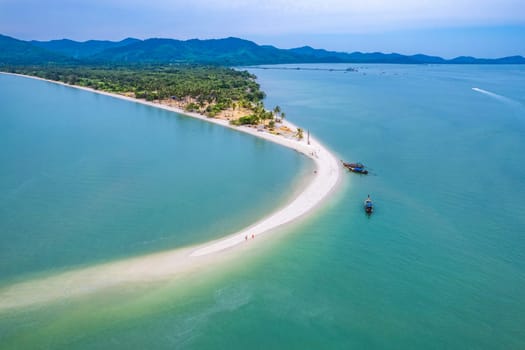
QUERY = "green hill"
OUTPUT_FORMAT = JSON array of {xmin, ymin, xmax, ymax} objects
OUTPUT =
[
  {"xmin": 0, "ymin": 34, "xmax": 71, "ymax": 65},
  {"xmin": 89, "ymin": 37, "xmax": 301, "ymax": 65},
  {"xmin": 1, "ymin": 34, "xmax": 524, "ymax": 66},
  {"xmin": 31, "ymin": 38, "xmax": 141, "ymax": 59}
]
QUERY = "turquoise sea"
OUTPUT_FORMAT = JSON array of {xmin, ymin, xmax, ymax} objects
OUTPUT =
[
  {"xmin": 0, "ymin": 74, "xmax": 311, "ymax": 283},
  {"xmin": 1, "ymin": 65, "xmax": 524, "ymax": 349}
]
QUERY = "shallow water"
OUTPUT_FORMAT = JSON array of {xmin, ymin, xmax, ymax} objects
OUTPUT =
[
  {"xmin": 0, "ymin": 74, "xmax": 310, "ymax": 284},
  {"xmin": 1, "ymin": 65, "xmax": 525, "ymax": 349}
]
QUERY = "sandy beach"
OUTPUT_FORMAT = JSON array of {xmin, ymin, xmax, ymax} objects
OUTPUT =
[{"xmin": 0, "ymin": 72, "xmax": 342, "ymax": 310}]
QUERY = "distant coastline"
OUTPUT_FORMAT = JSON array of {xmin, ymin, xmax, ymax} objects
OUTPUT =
[{"xmin": 1, "ymin": 33, "xmax": 524, "ymax": 66}]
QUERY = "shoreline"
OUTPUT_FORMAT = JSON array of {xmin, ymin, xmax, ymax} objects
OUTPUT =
[
  {"xmin": 0, "ymin": 72, "xmax": 343, "ymax": 309},
  {"xmin": 1, "ymin": 72, "xmax": 316, "ymax": 157}
]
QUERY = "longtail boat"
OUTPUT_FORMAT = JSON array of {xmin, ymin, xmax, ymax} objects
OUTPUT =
[
  {"xmin": 364, "ymin": 195, "xmax": 374, "ymax": 214},
  {"xmin": 342, "ymin": 161, "xmax": 369, "ymax": 175}
]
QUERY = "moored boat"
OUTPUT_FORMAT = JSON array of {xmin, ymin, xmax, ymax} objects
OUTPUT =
[
  {"xmin": 342, "ymin": 161, "xmax": 369, "ymax": 174},
  {"xmin": 348, "ymin": 166, "xmax": 368, "ymax": 175},
  {"xmin": 364, "ymin": 195, "xmax": 373, "ymax": 214},
  {"xmin": 343, "ymin": 162, "xmax": 364, "ymax": 168}
]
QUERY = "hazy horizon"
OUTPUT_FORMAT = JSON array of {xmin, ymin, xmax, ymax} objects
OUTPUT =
[{"xmin": 1, "ymin": 0, "xmax": 524, "ymax": 58}]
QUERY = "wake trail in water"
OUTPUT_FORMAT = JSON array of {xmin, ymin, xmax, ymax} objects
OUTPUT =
[{"xmin": 472, "ymin": 87, "xmax": 522, "ymax": 107}]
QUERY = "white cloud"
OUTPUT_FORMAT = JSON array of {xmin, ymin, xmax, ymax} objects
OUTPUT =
[
  {"xmin": 134, "ymin": 0, "xmax": 525, "ymax": 35},
  {"xmin": 169, "ymin": 0, "xmax": 525, "ymax": 21},
  {"xmin": 1, "ymin": 0, "xmax": 524, "ymax": 43}
]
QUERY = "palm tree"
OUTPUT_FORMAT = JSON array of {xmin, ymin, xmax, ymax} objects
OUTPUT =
[
  {"xmin": 273, "ymin": 105, "xmax": 281, "ymax": 116},
  {"xmin": 296, "ymin": 128, "xmax": 304, "ymax": 140}
]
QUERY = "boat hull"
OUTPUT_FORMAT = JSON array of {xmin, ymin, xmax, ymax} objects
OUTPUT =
[
  {"xmin": 349, "ymin": 168, "xmax": 368, "ymax": 174},
  {"xmin": 342, "ymin": 161, "xmax": 368, "ymax": 174},
  {"xmin": 364, "ymin": 197, "xmax": 374, "ymax": 214}
]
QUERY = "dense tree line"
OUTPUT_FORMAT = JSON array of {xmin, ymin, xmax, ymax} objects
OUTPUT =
[{"xmin": 4, "ymin": 64, "xmax": 266, "ymax": 116}]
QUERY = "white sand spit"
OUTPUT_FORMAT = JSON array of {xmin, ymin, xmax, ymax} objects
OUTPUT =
[{"xmin": 0, "ymin": 72, "xmax": 343, "ymax": 310}]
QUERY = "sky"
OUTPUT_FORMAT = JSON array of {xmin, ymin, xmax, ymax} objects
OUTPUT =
[{"xmin": 1, "ymin": 0, "xmax": 524, "ymax": 58}]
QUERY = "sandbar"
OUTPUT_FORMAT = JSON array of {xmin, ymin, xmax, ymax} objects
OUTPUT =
[{"xmin": 0, "ymin": 72, "xmax": 343, "ymax": 310}]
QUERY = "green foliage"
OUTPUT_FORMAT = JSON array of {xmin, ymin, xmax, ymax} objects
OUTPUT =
[
  {"xmin": 185, "ymin": 102, "xmax": 199, "ymax": 112},
  {"xmin": 4, "ymin": 64, "xmax": 265, "ymax": 116},
  {"xmin": 231, "ymin": 114, "xmax": 259, "ymax": 126},
  {"xmin": 296, "ymin": 128, "xmax": 304, "ymax": 140},
  {"xmin": 205, "ymin": 103, "xmax": 226, "ymax": 117}
]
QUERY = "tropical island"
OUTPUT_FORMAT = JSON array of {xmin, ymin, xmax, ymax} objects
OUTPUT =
[
  {"xmin": 1, "ymin": 0, "xmax": 525, "ymax": 345},
  {"xmin": 1, "ymin": 30, "xmax": 522, "ymax": 306},
  {"xmin": 4, "ymin": 64, "xmax": 303, "ymax": 139},
  {"xmin": 1, "ymin": 31, "xmax": 522, "ymax": 140},
  {"xmin": 1, "ymin": 31, "xmax": 523, "ymax": 139},
  {"xmin": 0, "ymin": 55, "xmax": 342, "ymax": 311}
]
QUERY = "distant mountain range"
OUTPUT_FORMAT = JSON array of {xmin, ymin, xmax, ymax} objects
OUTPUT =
[{"xmin": 1, "ymin": 34, "xmax": 524, "ymax": 66}]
